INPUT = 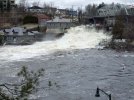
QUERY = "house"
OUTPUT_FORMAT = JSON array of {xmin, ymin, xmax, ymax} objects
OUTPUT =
[
  {"xmin": 45, "ymin": 17, "xmax": 74, "ymax": 34},
  {"xmin": 68, "ymin": 10, "xmax": 77, "ymax": 16},
  {"xmin": 1, "ymin": 27, "xmax": 44, "ymax": 45},
  {"xmin": 35, "ymin": 14, "xmax": 51, "ymax": 24},
  {"xmin": 56, "ymin": 9, "xmax": 69, "ymax": 16},
  {"xmin": 46, "ymin": 17, "xmax": 73, "ymax": 29},
  {"xmin": 95, "ymin": 4, "xmax": 134, "ymax": 28},
  {"xmin": 97, "ymin": 4, "xmax": 122, "ymax": 17},
  {"xmin": 56, "ymin": 9, "xmax": 77, "ymax": 17},
  {"xmin": 27, "ymin": 6, "xmax": 44, "ymax": 13},
  {"xmin": 27, "ymin": 6, "xmax": 57, "ymax": 15},
  {"xmin": 36, "ymin": 14, "xmax": 51, "ymax": 28}
]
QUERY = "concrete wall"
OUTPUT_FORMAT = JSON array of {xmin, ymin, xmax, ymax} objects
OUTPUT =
[
  {"xmin": 5, "ymin": 35, "xmax": 35, "ymax": 44},
  {"xmin": 46, "ymin": 22, "xmax": 73, "ymax": 29}
]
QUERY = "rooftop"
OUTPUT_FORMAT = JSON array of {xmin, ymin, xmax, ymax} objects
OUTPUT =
[
  {"xmin": 28, "ymin": 6, "xmax": 43, "ymax": 9},
  {"xmin": 47, "ymin": 17, "xmax": 72, "ymax": 23},
  {"xmin": 0, "ymin": 27, "xmax": 40, "ymax": 36}
]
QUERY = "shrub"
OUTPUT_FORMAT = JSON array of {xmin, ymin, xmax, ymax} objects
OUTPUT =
[
  {"xmin": 23, "ymin": 15, "xmax": 38, "ymax": 24},
  {"xmin": 0, "ymin": 35, "xmax": 3, "ymax": 45},
  {"xmin": 112, "ymin": 15, "xmax": 125, "ymax": 40}
]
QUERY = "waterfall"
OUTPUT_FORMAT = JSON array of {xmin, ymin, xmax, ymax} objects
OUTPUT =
[{"xmin": 0, "ymin": 25, "xmax": 110, "ymax": 62}]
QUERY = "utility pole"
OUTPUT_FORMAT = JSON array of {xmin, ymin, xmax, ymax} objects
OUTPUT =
[
  {"xmin": 50, "ymin": 2, "xmax": 54, "ymax": 18},
  {"xmin": 72, "ymin": 5, "xmax": 74, "ymax": 22},
  {"xmin": 71, "ymin": 5, "xmax": 82, "ymax": 23}
]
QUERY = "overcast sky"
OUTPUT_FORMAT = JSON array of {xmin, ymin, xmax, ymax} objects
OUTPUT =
[{"xmin": 17, "ymin": 0, "xmax": 134, "ymax": 9}]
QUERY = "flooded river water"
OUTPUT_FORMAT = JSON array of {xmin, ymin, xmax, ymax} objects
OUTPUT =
[{"xmin": 0, "ymin": 26, "xmax": 134, "ymax": 100}]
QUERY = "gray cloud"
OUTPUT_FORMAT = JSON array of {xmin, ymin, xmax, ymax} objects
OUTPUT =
[{"xmin": 17, "ymin": 0, "xmax": 134, "ymax": 8}]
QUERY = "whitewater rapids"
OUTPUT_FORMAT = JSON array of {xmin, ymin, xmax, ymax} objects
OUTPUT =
[{"xmin": 0, "ymin": 25, "xmax": 110, "ymax": 62}]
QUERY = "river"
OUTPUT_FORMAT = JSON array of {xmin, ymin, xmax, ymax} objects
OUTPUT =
[{"xmin": 0, "ymin": 26, "xmax": 134, "ymax": 100}]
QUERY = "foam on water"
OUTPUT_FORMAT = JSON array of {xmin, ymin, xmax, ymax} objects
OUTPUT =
[{"xmin": 0, "ymin": 25, "xmax": 110, "ymax": 62}]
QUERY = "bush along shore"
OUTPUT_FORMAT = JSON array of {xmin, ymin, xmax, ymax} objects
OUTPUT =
[{"xmin": 105, "ymin": 13, "xmax": 134, "ymax": 52}]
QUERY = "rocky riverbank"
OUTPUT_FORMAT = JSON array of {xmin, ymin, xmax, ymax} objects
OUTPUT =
[{"xmin": 104, "ymin": 39, "xmax": 134, "ymax": 52}]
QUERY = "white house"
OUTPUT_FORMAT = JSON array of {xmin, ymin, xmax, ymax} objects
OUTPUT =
[{"xmin": 27, "ymin": 6, "xmax": 44, "ymax": 13}]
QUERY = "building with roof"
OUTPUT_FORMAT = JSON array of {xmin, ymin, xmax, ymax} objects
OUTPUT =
[
  {"xmin": 97, "ymin": 4, "xmax": 134, "ymax": 17},
  {"xmin": 56, "ymin": 9, "xmax": 69, "ymax": 16},
  {"xmin": 68, "ymin": 10, "xmax": 77, "ymax": 16},
  {"xmin": 92, "ymin": 4, "xmax": 134, "ymax": 29},
  {"xmin": 27, "ymin": 6, "xmax": 57, "ymax": 15},
  {"xmin": 44, "ymin": 17, "xmax": 74, "ymax": 35},
  {"xmin": 0, "ymin": 0, "xmax": 15, "ymax": 10},
  {"xmin": 0, "ymin": 27, "xmax": 44, "ymax": 45},
  {"xmin": 36, "ymin": 14, "xmax": 51, "ymax": 22},
  {"xmin": 27, "ymin": 6, "xmax": 44, "ymax": 13},
  {"xmin": 46, "ymin": 17, "xmax": 73, "ymax": 29}
]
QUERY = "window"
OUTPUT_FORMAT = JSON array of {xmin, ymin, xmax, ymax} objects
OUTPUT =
[
  {"xmin": 11, "ymin": 1, "xmax": 14, "ymax": 4},
  {"xmin": 13, "ymin": 37, "xmax": 17, "ymax": 42}
]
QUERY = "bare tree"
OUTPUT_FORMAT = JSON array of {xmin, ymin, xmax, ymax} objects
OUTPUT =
[
  {"xmin": 32, "ymin": 1, "xmax": 40, "ymax": 7},
  {"xmin": 19, "ymin": 0, "xmax": 27, "ymax": 7},
  {"xmin": 18, "ymin": 0, "xmax": 27, "ymax": 12},
  {"xmin": 85, "ymin": 4, "xmax": 92, "ymax": 16},
  {"xmin": 78, "ymin": 8, "xmax": 82, "ymax": 23},
  {"xmin": 42, "ymin": 2, "xmax": 51, "ymax": 14},
  {"xmin": 85, "ymin": 4, "xmax": 98, "ymax": 17},
  {"xmin": 43, "ymin": 2, "xmax": 50, "ymax": 8}
]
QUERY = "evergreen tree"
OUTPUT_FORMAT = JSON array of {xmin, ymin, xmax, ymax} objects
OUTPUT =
[
  {"xmin": 112, "ymin": 15, "xmax": 125, "ymax": 40},
  {"xmin": 0, "ymin": 66, "xmax": 44, "ymax": 100}
]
